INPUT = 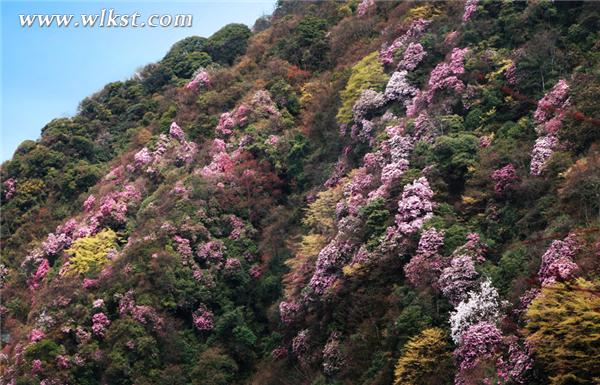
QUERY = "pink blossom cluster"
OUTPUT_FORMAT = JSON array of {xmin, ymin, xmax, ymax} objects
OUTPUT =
[
  {"xmin": 379, "ymin": 19, "xmax": 431, "ymax": 66},
  {"xmin": 169, "ymin": 122, "xmax": 186, "ymax": 143},
  {"xmin": 91, "ymin": 312, "xmax": 110, "ymax": 337},
  {"xmin": 462, "ymin": 0, "xmax": 479, "ymax": 22},
  {"xmin": 279, "ymin": 300, "xmax": 301, "ymax": 325},
  {"xmin": 533, "ymin": 79, "xmax": 569, "ymax": 134},
  {"xmin": 356, "ymin": 0, "xmax": 375, "ymax": 17},
  {"xmin": 92, "ymin": 299, "xmax": 104, "ymax": 308},
  {"xmin": 352, "ymin": 89, "xmax": 386, "ymax": 122},
  {"xmin": 271, "ymin": 346, "xmax": 288, "ymax": 360},
  {"xmin": 454, "ymin": 233, "xmax": 487, "ymax": 263},
  {"xmin": 171, "ymin": 181, "xmax": 191, "ymax": 196},
  {"xmin": 292, "ymin": 329, "xmax": 310, "ymax": 357},
  {"xmin": 384, "ymin": 71, "xmax": 418, "ymax": 104},
  {"xmin": 404, "ymin": 227, "xmax": 445, "ymax": 287},
  {"xmin": 95, "ymin": 184, "xmax": 141, "ymax": 224},
  {"xmin": 394, "ymin": 177, "xmax": 435, "ymax": 234},
  {"xmin": 309, "ymin": 239, "xmax": 354, "ymax": 295},
  {"xmin": 496, "ymin": 340, "xmax": 533, "ymax": 384},
  {"xmin": 3, "ymin": 177, "xmax": 16, "ymax": 200},
  {"xmin": 491, "ymin": 163, "xmax": 519, "ymax": 194},
  {"xmin": 31, "ymin": 359, "xmax": 42, "ymax": 374},
  {"xmin": 27, "ymin": 259, "xmax": 50, "ymax": 291},
  {"xmin": 397, "ymin": 42, "xmax": 427, "ymax": 71},
  {"xmin": 529, "ymin": 135, "xmax": 558, "ymax": 176},
  {"xmin": 173, "ymin": 236, "xmax": 193, "ymax": 259},
  {"xmin": 427, "ymin": 47, "xmax": 469, "ymax": 103},
  {"xmin": 265, "ymin": 135, "xmax": 280, "ymax": 146},
  {"xmin": 134, "ymin": 147, "xmax": 152, "ymax": 168},
  {"xmin": 131, "ymin": 305, "xmax": 163, "ymax": 330},
  {"xmin": 175, "ymin": 139, "xmax": 198, "ymax": 165},
  {"xmin": 83, "ymin": 195, "xmax": 96, "ymax": 212},
  {"xmin": 192, "ymin": 305, "xmax": 214, "ymax": 331},
  {"xmin": 454, "ymin": 321, "xmax": 502, "ymax": 373},
  {"xmin": 538, "ymin": 234, "xmax": 579, "ymax": 286},
  {"xmin": 42, "ymin": 232, "xmax": 71, "ymax": 256},
  {"xmin": 185, "ymin": 68, "xmax": 211, "ymax": 91},
  {"xmin": 229, "ymin": 215, "xmax": 245, "ymax": 239},
  {"xmin": 56, "ymin": 355, "xmax": 70, "ymax": 369},
  {"xmin": 249, "ymin": 264, "xmax": 263, "ymax": 279},
  {"xmin": 196, "ymin": 240, "xmax": 225, "ymax": 263},
  {"xmin": 29, "ymin": 328, "xmax": 45, "ymax": 342},
  {"xmin": 322, "ymin": 332, "xmax": 343, "ymax": 376},
  {"xmin": 438, "ymin": 254, "xmax": 478, "ymax": 305},
  {"xmin": 224, "ymin": 258, "xmax": 241, "ymax": 273},
  {"xmin": 505, "ymin": 63, "xmax": 517, "ymax": 85},
  {"xmin": 412, "ymin": 113, "xmax": 436, "ymax": 143},
  {"xmin": 250, "ymin": 90, "xmax": 280, "ymax": 119}
]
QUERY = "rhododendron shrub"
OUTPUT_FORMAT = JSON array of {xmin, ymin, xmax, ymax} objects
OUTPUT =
[
  {"xmin": 27, "ymin": 259, "xmax": 50, "ymax": 291},
  {"xmin": 438, "ymin": 254, "xmax": 478, "ymax": 305},
  {"xmin": 192, "ymin": 305, "xmax": 214, "ymax": 331},
  {"xmin": 404, "ymin": 227, "xmax": 445, "ymax": 287},
  {"xmin": 533, "ymin": 80, "xmax": 569, "ymax": 134},
  {"xmin": 462, "ymin": 0, "xmax": 478, "ymax": 22},
  {"xmin": 169, "ymin": 122, "xmax": 185, "ymax": 143},
  {"xmin": 380, "ymin": 19, "xmax": 431, "ymax": 66},
  {"xmin": 83, "ymin": 195, "xmax": 96, "ymax": 212},
  {"xmin": 398, "ymin": 42, "xmax": 427, "ymax": 71},
  {"xmin": 491, "ymin": 163, "xmax": 519, "ymax": 194},
  {"xmin": 91, "ymin": 312, "xmax": 110, "ymax": 337},
  {"xmin": 450, "ymin": 279, "xmax": 503, "ymax": 343},
  {"xmin": 384, "ymin": 71, "xmax": 418, "ymax": 104},
  {"xmin": 279, "ymin": 300, "xmax": 300, "ymax": 325},
  {"xmin": 352, "ymin": 89, "xmax": 386, "ymax": 121},
  {"xmin": 454, "ymin": 321, "xmax": 502, "ymax": 375},
  {"xmin": 496, "ymin": 340, "xmax": 533, "ymax": 384},
  {"xmin": 427, "ymin": 48, "xmax": 468, "ymax": 103},
  {"xmin": 29, "ymin": 329, "xmax": 45, "ymax": 342},
  {"xmin": 292, "ymin": 329, "xmax": 310, "ymax": 358},
  {"xmin": 530, "ymin": 135, "xmax": 559, "ymax": 175},
  {"xmin": 3, "ymin": 177, "xmax": 16, "ymax": 200},
  {"xmin": 394, "ymin": 177, "xmax": 435, "ymax": 234},
  {"xmin": 185, "ymin": 68, "xmax": 211, "ymax": 91},
  {"xmin": 322, "ymin": 332, "xmax": 343, "ymax": 376},
  {"xmin": 356, "ymin": 0, "xmax": 375, "ymax": 17},
  {"xmin": 537, "ymin": 234, "xmax": 579, "ymax": 286}
]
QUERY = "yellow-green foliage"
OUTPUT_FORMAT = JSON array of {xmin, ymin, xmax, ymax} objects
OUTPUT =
[
  {"xmin": 302, "ymin": 184, "xmax": 343, "ymax": 235},
  {"xmin": 525, "ymin": 278, "xmax": 600, "ymax": 385},
  {"xmin": 393, "ymin": 328, "xmax": 453, "ymax": 385},
  {"xmin": 336, "ymin": 51, "xmax": 388, "ymax": 124},
  {"xmin": 65, "ymin": 229, "xmax": 118, "ymax": 275}
]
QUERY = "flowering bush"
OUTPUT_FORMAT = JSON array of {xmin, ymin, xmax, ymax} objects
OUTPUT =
[
  {"xmin": 3, "ymin": 177, "xmax": 16, "ymax": 200},
  {"xmin": 491, "ymin": 163, "xmax": 519, "ymax": 194},
  {"xmin": 450, "ymin": 279, "xmax": 503, "ymax": 343},
  {"xmin": 27, "ymin": 259, "xmax": 50, "ymax": 291},
  {"xmin": 352, "ymin": 89, "xmax": 386, "ymax": 121},
  {"xmin": 379, "ymin": 19, "xmax": 431, "ymax": 66},
  {"xmin": 398, "ymin": 42, "xmax": 427, "ymax": 71},
  {"xmin": 192, "ymin": 305, "xmax": 214, "ymax": 331},
  {"xmin": 462, "ymin": 0, "xmax": 478, "ymax": 22},
  {"xmin": 134, "ymin": 147, "xmax": 152, "ymax": 168},
  {"xmin": 83, "ymin": 195, "xmax": 96, "ymax": 212},
  {"xmin": 454, "ymin": 321, "xmax": 502, "ymax": 373},
  {"xmin": 185, "ymin": 68, "xmax": 211, "ymax": 91},
  {"xmin": 29, "ymin": 328, "xmax": 45, "ymax": 342},
  {"xmin": 169, "ymin": 121, "xmax": 185, "ymax": 143},
  {"xmin": 91, "ymin": 312, "xmax": 111, "ymax": 337},
  {"xmin": 438, "ymin": 254, "xmax": 478, "ymax": 305},
  {"xmin": 427, "ymin": 47, "xmax": 468, "ymax": 103},
  {"xmin": 292, "ymin": 329, "xmax": 310, "ymax": 357},
  {"xmin": 216, "ymin": 112, "xmax": 236, "ymax": 136},
  {"xmin": 322, "ymin": 332, "xmax": 343, "ymax": 376},
  {"xmin": 530, "ymin": 135, "xmax": 558, "ymax": 175},
  {"xmin": 279, "ymin": 300, "xmax": 300, "ymax": 325},
  {"xmin": 384, "ymin": 71, "xmax": 418, "ymax": 103},
  {"xmin": 537, "ymin": 234, "xmax": 579, "ymax": 286},
  {"xmin": 395, "ymin": 177, "xmax": 435, "ymax": 234},
  {"xmin": 357, "ymin": 0, "xmax": 375, "ymax": 17},
  {"xmin": 533, "ymin": 80, "xmax": 569, "ymax": 131},
  {"xmin": 404, "ymin": 227, "xmax": 444, "ymax": 287}
]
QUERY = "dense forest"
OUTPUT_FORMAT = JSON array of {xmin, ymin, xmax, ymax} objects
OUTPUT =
[{"xmin": 1, "ymin": 1, "xmax": 599, "ymax": 384}]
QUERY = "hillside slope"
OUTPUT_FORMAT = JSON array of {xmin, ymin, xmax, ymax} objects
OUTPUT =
[{"xmin": 1, "ymin": 1, "xmax": 600, "ymax": 385}]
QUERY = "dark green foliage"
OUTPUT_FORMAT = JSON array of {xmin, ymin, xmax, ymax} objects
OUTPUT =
[
  {"xmin": 273, "ymin": 15, "xmax": 330, "ymax": 71},
  {"xmin": 206, "ymin": 23, "xmax": 251, "ymax": 65}
]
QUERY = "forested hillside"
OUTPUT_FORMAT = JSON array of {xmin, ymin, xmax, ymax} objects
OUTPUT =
[{"xmin": 1, "ymin": 1, "xmax": 599, "ymax": 384}]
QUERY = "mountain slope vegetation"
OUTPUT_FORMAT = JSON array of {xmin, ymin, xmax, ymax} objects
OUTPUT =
[{"xmin": 1, "ymin": 1, "xmax": 600, "ymax": 385}]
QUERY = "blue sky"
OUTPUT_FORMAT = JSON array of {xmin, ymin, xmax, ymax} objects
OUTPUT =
[{"xmin": 1, "ymin": 0, "xmax": 276, "ymax": 161}]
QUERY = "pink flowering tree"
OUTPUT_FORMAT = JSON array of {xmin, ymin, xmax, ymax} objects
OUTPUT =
[
  {"xmin": 379, "ymin": 19, "xmax": 431, "ymax": 66},
  {"xmin": 426, "ymin": 47, "xmax": 468, "ymax": 103},
  {"xmin": 537, "ymin": 234, "xmax": 579, "ymax": 286},
  {"xmin": 91, "ymin": 312, "xmax": 111, "ymax": 337},
  {"xmin": 462, "ymin": 0, "xmax": 479, "ymax": 22},
  {"xmin": 384, "ymin": 71, "xmax": 418, "ymax": 104},
  {"xmin": 192, "ymin": 304, "xmax": 214, "ymax": 331},
  {"xmin": 322, "ymin": 332, "xmax": 344, "ymax": 376},
  {"xmin": 352, "ymin": 89, "xmax": 386, "ymax": 122},
  {"xmin": 279, "ymin": 300, "xmax": 301, "ymax": 325},
  {"xmin": 3, "ymin": 177, "xmax": 16, "ymax": 201},
  {"xmin": 533, "ymin": 79, "xmax": 569, "ymax": 134},
  {"xmin": 530, "ymin": 135, "xmax": 558, "ymax": 176},
  {"xmin": 454, "ymin": 321, "xmax": 502, "ymax": 382},
  {"xmin": 398, "ymin": 42, "xmax": 427, "ymax": 71},
  {"xmin": 438, "ymin": 254, "xmax": 478, "ymax": 305},
  {"xmin": 394, "ymin": 177, "xmax": 435, "ymax": 235},
  {"xmin": 356, "ymin": 0, "xmax": 375, "ymax": 17},
  {"xmin": 491, "ymin": 163, "xmax": 519, "ymax": 194},
  {"xmin": 404, "ymin": 227, "xmax": 445, "ymax": 287},
  {"xmin": 185, "ymin": 68, "xmax": 211, "ymax": 91},
  {"xmin": 169, "ymin": 121, "xmax": 185, "ymax": 143}
]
